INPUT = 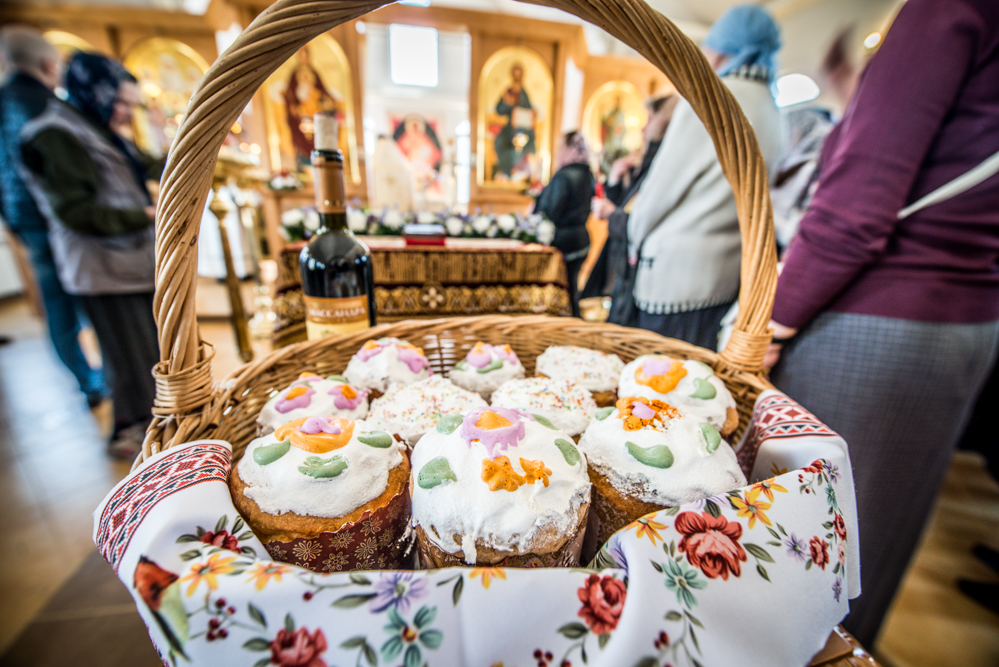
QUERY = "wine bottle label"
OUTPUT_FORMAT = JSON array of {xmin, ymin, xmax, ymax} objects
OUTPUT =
[{"xmin": 304, "ymin": 294, "xmax": 370, "ymax": 339}]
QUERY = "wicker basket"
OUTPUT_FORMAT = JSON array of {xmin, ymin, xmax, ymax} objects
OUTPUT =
[{"xmin": 140, "ymin": 0, "xmax": 778, "ymax": 466}]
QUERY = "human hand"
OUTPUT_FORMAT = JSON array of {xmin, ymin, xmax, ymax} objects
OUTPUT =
[
  {"xmin": 608, "ymin": 153, "xmax": 639, "ymax": 184},
  {"xmin": 591, "ymin": 197, "xmax": 616, "ymax": 220},
  {"xmin": 763, "ymin": 320, "xmax": 799, "ymax": 371}
]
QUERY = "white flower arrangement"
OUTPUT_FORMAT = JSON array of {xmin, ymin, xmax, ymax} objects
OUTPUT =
[
  {"xmin": 280, "ymin": 207, "xmax": 556, "ymax": 244},
  {"xmin": 268, "ymin": 172, "xmax": 303, "ymax": 191}
]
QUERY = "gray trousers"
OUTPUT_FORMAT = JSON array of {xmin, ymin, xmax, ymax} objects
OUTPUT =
[{"xmin": 770, "ymin": 311, "xmax": 999, "ymax": 647}]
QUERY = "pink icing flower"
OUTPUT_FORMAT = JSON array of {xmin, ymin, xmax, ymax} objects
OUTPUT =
[
  {"xmin": 328, "ymin": 384, "xmax": 367, "ymax": 410},
  {"xmin": 276, "ymin": 386, "xmax": 315, "ymax": 414},
  {"xmin": 298, "ymin": 416, "xmax": 342, "ymax": 435},
  {"xmin": 641, "ymin": 357, "xmax": 672, "ymax": 377},
  {"xmin": 396, "ymin": 345, "xmax": 430, "ymax": 373},
  {"xmin": 466, "ymin": 344, "xmax": 494, "ymax": 369},
  {"xmin": 356, "ymin": 338, "xmax": 395, "ymax": 362},
  {"xmin": 494, "ymin": 345, "xmax": 519, "ymax": 365},
  {"xmin": 459, "ymin": 406, "xmax": 526, "ymax": 458}
]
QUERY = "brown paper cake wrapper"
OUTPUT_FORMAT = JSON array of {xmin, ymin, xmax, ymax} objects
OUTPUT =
[
  {"xmin": 263, "ymin": 490, "xmax": 414, "ymax": 573},
  {"xmin": 415, "ymin": 503, "xmax": 589, "ymax": 568},
  {"xmin": 582, "ymin": 471, "xmax": 664, "ymax": 564}
]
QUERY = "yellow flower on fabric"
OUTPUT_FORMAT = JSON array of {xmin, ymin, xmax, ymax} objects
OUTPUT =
[
  {"xmin": 469, "ymin": 568, "xmax": 506, "ymax": 589},
  {"xmin": 731, "ymin": 488, "xmax": 772, "ymax": 529},
  {"xmin": 770, "ymin": 462, "xmax": 788, "ymax": 477},
  {"xmin": 751, "ymin": 478, "xmax": 788, "ymax": 502},
  {"xmin": 626, "ymin": 516, "xmax": 668, "ymax": 546},
  {"xmin": 245, "ymin": 562, "xmax": 290, "ymax": 591},
  {"xmin": 180, "ymin": 553, "xmax": 238, "ymax": 596}
]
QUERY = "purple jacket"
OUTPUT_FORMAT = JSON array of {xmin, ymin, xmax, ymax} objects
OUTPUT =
[{"xmin": 773, "ymin": 0, "xmax": 999, "ymax": 328}]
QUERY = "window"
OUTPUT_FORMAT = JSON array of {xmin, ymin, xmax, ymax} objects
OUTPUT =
[{"xmin": 389, "ymin": 24, "xmax": 439, "ymax": 87}]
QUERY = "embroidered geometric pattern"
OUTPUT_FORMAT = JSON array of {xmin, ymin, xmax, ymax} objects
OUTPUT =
[
  {"xmin": 96, "ymin": 443, "xmax": 231, "ymax": 573},
  {"xmin": 737, "ymin": 393, "xmax": 839, "ymax": 475}
]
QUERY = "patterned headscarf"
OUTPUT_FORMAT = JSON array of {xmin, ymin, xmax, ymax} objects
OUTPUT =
[
  {"xmin": 703, "ymin": 5, "xmax": 781, "ymax": 82},
  {"xmin": 556, "ymin": 131, "xmax": 591, "ymax": 170},
  {"xmin": 65, "ymin": 52, "xmax": 137, "ymax": 128}
]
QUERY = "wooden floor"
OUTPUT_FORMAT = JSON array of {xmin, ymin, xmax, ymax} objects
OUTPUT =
[{"xmin": 0, "ymin": 290, "xmax": 996, "ymax": 666}]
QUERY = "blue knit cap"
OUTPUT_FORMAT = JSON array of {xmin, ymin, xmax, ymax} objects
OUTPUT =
[{"xmin": 703, "ymin": 5, "xmax": 781, "ymax": 81}]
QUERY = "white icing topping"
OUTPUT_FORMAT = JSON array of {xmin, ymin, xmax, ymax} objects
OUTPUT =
[
  {"xmin": 410, "ymin": 410, "xmax": 590, "ymax": 563},
  {"xmin": 490, "ymin": 377, "xmax": 597, "ymax": 436},
  {"xmin": 535, "ymin": 346, "xmax": 625, "ymax": 392},
  {"xmin": 579, "ymin": 402, "xmax": 746, "ymax": 506},
  {"xmin": 368, "ymin": 376, "xmax": 488, "ymax": 445},
  {"xmin": 257, "ymin": 377, "xmax": 369, "ymax": 434},
  {"xmin": 617, "ymin": 357, "xmax": 736, "ymax": 431},
  {"xmin": 343, "ymin": 338, "xmax": 432, "ymax": 393},
  {"xmin": 449, "ymin": 347, "xmax": 526, "ymax": 401},
  {"xmin": 237, "ymin": 418, "xmax": 406, "ymax": 519}
]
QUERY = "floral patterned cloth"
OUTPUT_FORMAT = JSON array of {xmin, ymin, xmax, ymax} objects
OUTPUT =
[{"xmin": 94, "ymin": 390, "xmax": 858, "ymax": 667}]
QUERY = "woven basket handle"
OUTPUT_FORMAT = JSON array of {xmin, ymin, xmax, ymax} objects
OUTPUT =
[{"xmin": 151, "ymin": 0, "xmax": 776, "ymax": 432}]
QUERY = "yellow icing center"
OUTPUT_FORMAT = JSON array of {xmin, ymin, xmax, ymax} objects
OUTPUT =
[
  {"xmin": 475, "ymin": 410, "xmax": 513, "ymax": 431},
  {"xmin": 635, "ymin": 360, "xmax": 688, "ymax": 394},
  {"xmin": 274, "ymin": 416, "xmax": 355, "ymax": 454}
]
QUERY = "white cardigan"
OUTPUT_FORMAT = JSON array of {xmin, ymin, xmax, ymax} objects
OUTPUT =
[{"xmin": 627, "ymin": 75, "xmax": 782, "ymax": 314}]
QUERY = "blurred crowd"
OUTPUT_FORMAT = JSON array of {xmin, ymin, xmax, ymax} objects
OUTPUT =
[
  {"xmin": 0, "ymin": 25, "xmax": 161, "ymax": 460},
  {"xmin": 532, "ymin": 0, "xmax": 999, "ymax": 648}
]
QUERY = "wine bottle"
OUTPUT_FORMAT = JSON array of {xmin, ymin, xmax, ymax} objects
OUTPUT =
[{"xmin": 300, "ymin": 112, "xmax": 375, "ymax": 339}]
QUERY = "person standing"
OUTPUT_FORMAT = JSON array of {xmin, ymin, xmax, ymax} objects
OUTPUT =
[
  {"xmin": 19, "ymin": 52, "xmax": 161, "ymax": 459},
  {"xmin": 583, "ymin": 94, "xmax": 678, "ymax": 324},
  {"xmin": 626, "ymin": 5, "xmax": 782, "ymax": 350},
  {"xmin": 765, "ymin": 0, "xmax": 999, "ymax": 647},
  {"xmin": 533, "ymin": 131, "xmax": 595, "ymax": 318},
  {"xmin": 0, "ymin": 26, "xmax": 105, "ymax": 407}
]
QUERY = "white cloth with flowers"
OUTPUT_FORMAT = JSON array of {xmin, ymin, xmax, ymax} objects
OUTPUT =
[{"xmin": 93, "ymin": 389, "xmax": 859, "ymax": 667}]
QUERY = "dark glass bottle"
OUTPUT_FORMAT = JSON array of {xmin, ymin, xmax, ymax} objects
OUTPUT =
[{"xmin": 299, "ymin": 113, "xmax": 375, "ymax": 340}]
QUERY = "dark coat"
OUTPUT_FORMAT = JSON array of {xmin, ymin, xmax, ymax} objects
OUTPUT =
[
  {"xmin": 0, "ymin": 73, "xmax": 54, "ymax": 234},
  {"xmin": 533, "ymin": 162, "xmax": 595, "ymax": 257}
]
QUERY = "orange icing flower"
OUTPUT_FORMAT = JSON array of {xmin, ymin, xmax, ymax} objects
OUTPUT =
[
  {"xmin": 297, "ymin": 372, "xmax": 321, "ymax": 380},
  {"xmin": 339, "ymin": 384, "xmax": 357, "ymax": 400},
  {"xmin": 635, "ymin": 358, "xmax": 688, "ymax": 394},
  {"xmin": 616, "ymin": 396, "xmax": 680, "ymax": 431},
  {"xmin": 476, "ymin": 410, "xmax": 513, "ymax": 431},
  {"xmin": 481, "ymin": 456, "xmax": 551, "ymax": 492},
  {"xmin": 520, "ymin": 458, "xmax": 552, "ymax": 487},
  {"xmin": 275, "ymin": 416, "xmax": 355, "ymax": 453},
  {"xmin": 397, "ymin": 341, "xmax": 426, "ymax": 357}
]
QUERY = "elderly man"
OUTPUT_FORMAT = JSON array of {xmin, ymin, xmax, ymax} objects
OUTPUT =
[{"xmin": 0, "ymin": 25, "xmax": 104, "ymax": 407}]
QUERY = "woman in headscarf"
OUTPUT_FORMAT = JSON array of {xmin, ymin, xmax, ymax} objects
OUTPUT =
[
  {"xmin": 626, "ymin": 5, "xmax": 782, "ymax": 349},
  {"xmin": 533, "ymin": 130, "xmax": 595, "ymax": 317},
  {"xmin": 19, "ymin": 52, "xmax": 161, "ymax": 459}
]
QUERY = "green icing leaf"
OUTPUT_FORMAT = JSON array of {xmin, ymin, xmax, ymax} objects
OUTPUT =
[
  {"xmin": 436, "ymin": 414, "xmax": 464, "ymax": 435},
  {"xmin": 298, "ymin": 454, "xmax": 348, "ymax": 479},
  {"xmin": 595, "ymin": 406, "xmax": 615, "ymax": 421},
  {"xmin": 532, "ymin": 414, "xmax": 558, "ymax": 430},
  {"xmin": 357, "ymin": 430, "xmax": 393, "ymax": 448},
  {"xmin": 626, "ymin": 441, "xmax": 674, "ymax": 469},
  {"xmin": 690, "ymin": 377, "xmax": 717, "ymax": 400},
  {"xmin": 418, "ymin": 456, "xmax": 457, "ymax": 488},
  {"xmin": 476, "ymin": 359, "xmax": 503, "ymax": 374},
  {"xmin": 454, "ymin": 360, "xmax": 469, "ymax": 371},
  {"xmin": 325, "ymin": 374, "xmax": 347, "ymax": 383},
  {"xmin": 700, "ymin": 423, "xmax": 721, "ymax": 453},
  {"xmin": 253, "ymin": 439, "xmax": 291, "ymax": 465},
  {"xmin": 554, "ymin": 438, "xmax": 581, "ymax": 466}
]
